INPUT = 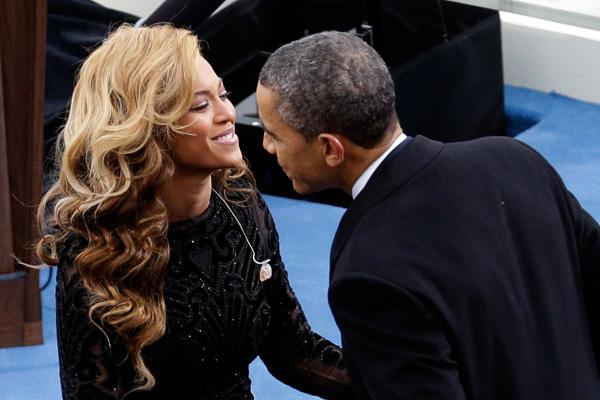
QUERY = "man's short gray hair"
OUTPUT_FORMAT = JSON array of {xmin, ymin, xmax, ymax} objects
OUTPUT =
[{"xmin": 258, "ymin": 30, "xmax": 396, "ymax": 148}]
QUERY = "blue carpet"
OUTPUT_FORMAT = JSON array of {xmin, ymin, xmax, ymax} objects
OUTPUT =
[
  {"xmin": 1, "ymin": 85, "xmax": 599, "ymax": 399},
  {"xmin": 507, "ymin": 86, "xmax": 600, "ymax": 218}
]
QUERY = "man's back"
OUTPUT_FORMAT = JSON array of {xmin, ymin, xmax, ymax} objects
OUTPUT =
[{"xmin": 329, "ymin": 135, "xmax": 600, "ymax": 399}]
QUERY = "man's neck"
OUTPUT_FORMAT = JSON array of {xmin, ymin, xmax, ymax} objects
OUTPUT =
[{"xmin": 340, "ymin": 125, "xmax": 403, "ymax": 195}]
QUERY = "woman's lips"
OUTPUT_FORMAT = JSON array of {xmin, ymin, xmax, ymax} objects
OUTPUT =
[{"xmin": 211, "ymin": 130, "xmax": 238, "ymax": 144}]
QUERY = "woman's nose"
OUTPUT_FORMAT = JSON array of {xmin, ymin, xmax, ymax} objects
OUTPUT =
[{"xmin": 215, "ymin": 98, "xmax": 236, "ymax": 123}]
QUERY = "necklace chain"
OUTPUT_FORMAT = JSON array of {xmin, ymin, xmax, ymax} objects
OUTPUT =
[{"xmin": 211, "ymin": 189, "xmax": 270, "ymax": 266}]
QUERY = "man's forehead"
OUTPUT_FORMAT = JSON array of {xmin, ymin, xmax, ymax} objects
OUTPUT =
[{"xmin": 256, "ymin": 89, "xmax": 281, "ymax": 130}]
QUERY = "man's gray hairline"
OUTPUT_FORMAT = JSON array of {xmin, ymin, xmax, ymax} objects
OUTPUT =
[{"xmin": 260, "ymin": 80, "xmax": 317, "ymax": 143}]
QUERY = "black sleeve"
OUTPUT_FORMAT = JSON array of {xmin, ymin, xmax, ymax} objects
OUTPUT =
[
  {"xmin": 55, "ymin": 241, "xmax": 135, "ymax": 400},
  {"xmin": 522, "ymin": 138, "xmax": 600, "ymax": 373},
  {"xmin": 329, "ymin": 273, "xmax": 466, "ymax": 400},
  {"xmin": 565, "ymin": 192, "xmax": 600, "ymax": 370},
  {"xmin": 254, "ymin": 194, "xmax": 355, "ymax": 399}
]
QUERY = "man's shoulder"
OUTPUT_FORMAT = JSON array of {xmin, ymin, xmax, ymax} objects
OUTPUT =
[{"xmin": 444, "ymin": 135, "xmax": 526, "ymax": 156}]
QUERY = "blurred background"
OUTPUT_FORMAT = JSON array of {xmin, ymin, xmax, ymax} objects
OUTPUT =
[{"xmin": 1, "ymin": 1, "xmax": 599, "ymax": 399}]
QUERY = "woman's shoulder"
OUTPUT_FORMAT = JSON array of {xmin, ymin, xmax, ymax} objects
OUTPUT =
[
  {"xmin": 56, "ymin": 233, "xmax": 88, "ymax": 269},
  {"xmin": 62, "ymin": 232, "xmax": 87, "ymax": 252},
  {"xmin": 54, "ymin": 234, "xmax": 90, "ymax": 304},
  {"xmin": 217, "ymin": 176, "xmax": 265, "ymax": 207}
]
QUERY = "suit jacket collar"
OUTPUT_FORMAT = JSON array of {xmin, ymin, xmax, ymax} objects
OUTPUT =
[{"xmin": 330, "ymin": 135, "xmax": 443, "ymax": 273}]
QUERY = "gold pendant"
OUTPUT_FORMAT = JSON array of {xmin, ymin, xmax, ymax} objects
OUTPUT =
[{"xmin": 259, "ymin": 263, "xmax": 272, "ymax": 282}]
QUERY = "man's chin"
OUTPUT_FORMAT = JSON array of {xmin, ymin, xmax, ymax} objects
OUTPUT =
[
  {"xmin": 291, "ymin": 180, "xmax": 328, "ymax": 196},
  {"xmin": 291, "ymin": 180, "xmax": 314, "ymax": 196}
]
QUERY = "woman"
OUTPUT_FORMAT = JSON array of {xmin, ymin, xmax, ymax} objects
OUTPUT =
[{"xmin": 36, "ymin": 24, "xmax": 352, "ymax": 399}]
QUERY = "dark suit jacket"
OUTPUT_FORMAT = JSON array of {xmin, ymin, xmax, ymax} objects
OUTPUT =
[{"xmin": 329, "ymin": 135, "xmax": 600, "ymax": 399}]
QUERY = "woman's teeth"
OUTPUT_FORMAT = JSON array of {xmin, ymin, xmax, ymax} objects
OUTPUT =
[{"xmin": 212, "ymin": 132, "xmax": 236, "ymax": 143}]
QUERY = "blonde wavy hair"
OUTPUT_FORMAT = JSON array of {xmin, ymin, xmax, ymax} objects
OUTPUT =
[{"xmin": 36, "ymin": 24, "xmax": 254, "ymax": 393}]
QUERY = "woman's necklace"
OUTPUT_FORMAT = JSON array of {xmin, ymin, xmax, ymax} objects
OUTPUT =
[{"xmin": 212, "ymin": 189, "xmax": 272, "ymax": 282}]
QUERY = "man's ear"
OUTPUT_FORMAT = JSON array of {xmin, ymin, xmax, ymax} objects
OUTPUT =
[{"xmin": 318, "ymin": 133, "xmax": 345, "ymax": 167}]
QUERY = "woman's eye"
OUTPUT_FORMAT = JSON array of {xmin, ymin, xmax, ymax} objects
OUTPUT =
[
  {"xmin": 190, "ymin": 102, "xmax": 209, "ymax": 112},
  {"xmin": 190, "ymin": 91, "xmax": 230, "ymax": 111}
]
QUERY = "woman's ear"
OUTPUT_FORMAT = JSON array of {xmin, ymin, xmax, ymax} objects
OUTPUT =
[{"xmin": 318, "ymin": 133, "xmax": 345, "ymax": 167}]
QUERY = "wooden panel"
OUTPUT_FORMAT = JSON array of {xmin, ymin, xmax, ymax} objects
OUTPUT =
[
  {"xmin": 0, "ymin": 48, "xmax": 13, "ymax": 276},
  {"xmin": 0, "ymin": 277, "xmax": 25, "ymax": 348},
  {"xmin": 1, "ymin": 0, "xmax": 47, "ymax": 265},
  {"xmin": 0, "ymin": 0, "xmax": 47, "ymax": 347}
]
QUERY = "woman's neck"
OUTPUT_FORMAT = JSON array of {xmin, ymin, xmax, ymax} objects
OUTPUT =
[{"xmin": 158, "ymin": 172, "xmax": 213, "ymax": 222}]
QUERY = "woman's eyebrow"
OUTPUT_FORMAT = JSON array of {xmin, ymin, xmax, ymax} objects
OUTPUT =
[{"xmin": 193, "ymin": 78, "xmax": 224, "ymax": 96}]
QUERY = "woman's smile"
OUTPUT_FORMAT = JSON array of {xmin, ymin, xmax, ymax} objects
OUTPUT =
[{"xmin": 211, "ymin": 129, "xmax": 238, "ymax": 144}]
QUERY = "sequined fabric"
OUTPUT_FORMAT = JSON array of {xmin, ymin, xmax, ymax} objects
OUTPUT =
[{"xmin": 55, "ymin": 189, "xmax": 353, "ymax": 399}]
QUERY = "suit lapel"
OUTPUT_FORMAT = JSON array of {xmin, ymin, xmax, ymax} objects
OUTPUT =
[{"xmin": 330, "ymin": 135, "xmax": 444, "ymax": 275}]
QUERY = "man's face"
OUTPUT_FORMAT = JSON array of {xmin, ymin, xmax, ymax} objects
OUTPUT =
[{"xmin": 256, "ymin": 83, "xmax": 333, "ymax": 195}]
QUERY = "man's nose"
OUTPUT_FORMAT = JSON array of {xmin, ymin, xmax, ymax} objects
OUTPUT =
[{"xmin": 262, "ymin": 133, "xmax": 275, "ymax": 154}]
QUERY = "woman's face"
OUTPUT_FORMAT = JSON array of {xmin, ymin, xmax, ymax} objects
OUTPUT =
[{"xmin": 171, "ymin": 56, "xmax": 242, "ymax": 176}]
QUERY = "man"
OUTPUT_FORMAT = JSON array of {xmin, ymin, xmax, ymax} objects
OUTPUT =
[{"xmin": 255, "ymin": 31, "xmax": 600, "ymax": 399}]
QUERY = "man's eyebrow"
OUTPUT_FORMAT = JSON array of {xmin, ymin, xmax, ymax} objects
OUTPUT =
[
  {"xmin": 193, "ymin": 78, "xmax": 224, "ymax": 96},
  {"xmin": 263, "ymin": 126, "xmax": 277, "ymax": 138}
]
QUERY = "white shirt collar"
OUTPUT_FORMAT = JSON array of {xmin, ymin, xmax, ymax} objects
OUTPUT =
[{"xmin": 351, "ymin": 133, "xmax": 408, "ymax": 199}]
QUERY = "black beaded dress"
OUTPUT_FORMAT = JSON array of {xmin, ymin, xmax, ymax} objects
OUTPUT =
[{"xmin": 55, "ymin": 188, "xmax": 353, "ymax": 399}]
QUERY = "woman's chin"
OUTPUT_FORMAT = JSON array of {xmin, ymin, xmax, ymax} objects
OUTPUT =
[{"xmin": 221, "ymin": 153, "xmax": 245, "ymax": 170}]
